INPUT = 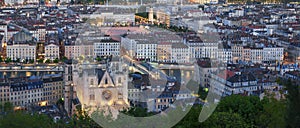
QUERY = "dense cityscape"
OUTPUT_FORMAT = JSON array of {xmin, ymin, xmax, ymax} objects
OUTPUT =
[{"xmin": 0, "ymin": 0, "xmax": 299, "ymax": 127}]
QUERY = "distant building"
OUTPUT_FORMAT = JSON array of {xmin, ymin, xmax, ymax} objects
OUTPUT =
[
  {"xmin": 94, "ymin": 38, "xmax": 120, "ymax": 57},
  {"xmin": 7, "ymin": 76, "xmax": 43, "ymax": 107},
  {"xmin": 284, "ymin": 71, "xmax": 300, "ymax": 81},
  {"xmin": 211, "ymin": 70, "xmax": 258, "ymax": 96},
  {"xmin": 0, "ymin": 83, "xmax": 10, "ymax": 103},
  {"xmin": 4, "ymin": 0, "xmax": 24, "ymax": 5},
  {"xmin": 44, "ymin": 43, "xmax": 60, "ymax": 61},
  {"xmin": 196, "ymin": 58, "xmax": 218, "ymax": 87},
  {"xmin": 42, "ymin": 74, "xmax": 64, "ymax": 105},
  {"xmin": 6, "ymin": 30, "xmax": 36, "ymax": 62},
  {"xmin": 171, "ymin": 43, "xmax": 189, "ymax": 63}
]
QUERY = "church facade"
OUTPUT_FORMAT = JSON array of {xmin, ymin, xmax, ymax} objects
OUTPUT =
[{"xmin": 73, "ymin": 57, "xmax": 129, "ymax": 118}]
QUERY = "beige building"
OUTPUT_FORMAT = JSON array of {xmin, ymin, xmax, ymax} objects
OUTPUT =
[
  {"xmin": 157, "ymin": 42, "xmax": 172, "ymax": 62},
  {"xmin": 0, "ymin": 84, "xmax": 10, "ymax": 103},
  {"xmin": 231, "ymin": 43, "xmax": 243, "ymax": 63},
  {"xmin": 42, "ymin": 74, "xmax": 64, "ymax": 105},
  {"xmin": 64, "ymin": 45, "xmax": 81, "ymax": 59},
  {"xmin": 6, "ymin": 44, "xmax": 36, "ymax": 61},
  {"xmin": 45, "ymin": 44, "xmax": 60, "ymax": 61}
]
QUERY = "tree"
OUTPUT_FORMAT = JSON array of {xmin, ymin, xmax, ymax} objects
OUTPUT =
[
  {"xmin": 285, "ymin": 79, "xmax": 300, "ymax": 128},
  {"xmin": 1, "ymin": 102, "xmax": 13, "ymax": 112},
  {"xmin": 216, "ymin": 95, "xmax": 263, "ymax": 125},
  {"xmin": 53, "ymin": 58, "xmax": 59, "ymax": 63},
  {"xmin": 257, "ymin": 96, "xmax": 286, "ymax": 128},
  {"xmin": 202, "ymin": 112, "xmax": 250, "ymax": 128},
  {"xmin": 96, "ymin": 57, "xmax": 102, "ymax": 62},
  {"xmin": 174, "ymin": 105, "xmax": 202, "ymax": 127},
  {"xmin": 82, "ymin": 18, "xmax": 88, "ymax": 22},
  {"xmin": 122, "ymin": 107, "xmax": 155, "ymax": 117},
  {"xmin": 5, "ymin": 58, "xmax": 12, "ymax": 63},
  {"xmin": 0, "ymin": 111, "xmax": 54, "ymax": 128},
  {"xmin": 38, "ymin": 59, "xmax": 44, "ymax": 63},
  {"xmin": 29, "ymin": 59, "xmax": 34, "ymax": 64},
  {"xmin": 45, "ymin": 59, "xmax": 51, "ymax": 63}
]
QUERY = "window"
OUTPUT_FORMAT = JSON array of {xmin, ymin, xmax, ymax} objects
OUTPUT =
[
  {"xmin": 90, "ymin": 79, "xmax": 94, "ymax": 85},
  {"xmin": 118, "ymin": 77, "xmax": 122, "ymax": 83},
  {"xmin": 89, "ymin": 94, "xmax": 95, "ymax": 101},
  {"xmin": 105, "ymin": 78, "xmax": 108, "ymax": 84}
]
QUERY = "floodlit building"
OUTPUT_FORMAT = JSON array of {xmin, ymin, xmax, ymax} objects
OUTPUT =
[
  {"xmin": 73, "ymin": 57, "xmax": 129, "ymax": 118},
  {"xmin": 45, "ymin": 44, "xmax": 60, "ymax": 61},
  {"xmin": 6, "ymin": 30, "xmax": 37, "ymax": 62}
]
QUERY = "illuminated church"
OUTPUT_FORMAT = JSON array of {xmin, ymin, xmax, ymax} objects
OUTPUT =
[{"xmin": 73, "ymin": 56, "xmax": 129, "ymax": 118}]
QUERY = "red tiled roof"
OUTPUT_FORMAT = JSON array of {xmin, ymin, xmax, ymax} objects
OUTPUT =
[{"xmin": 217, "ymin": 70, "xmax": 235, "ymax": 80}]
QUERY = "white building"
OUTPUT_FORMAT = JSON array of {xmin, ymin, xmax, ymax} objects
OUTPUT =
[
  {"xmin": 216, "ymin": 42, "xmax": 232, "ymax": 63},
  {"xmin": 250, "ymin": 48, "xmax": 263, "ymax": 63},
  {"xmin": 7, "ymin": 44, "xmax": 36, "ymax": 61},
  {"xmin": 29, "ymin": 27, "xmax": 46, "ymax": 42},
  {"xmin": 45, "ymin": 44, "xmax": 60, "ymax": 61},
  {"xmin": 4, "ymin": 0, "xmax": 24, "ymax": 5},
  {"xmin": 263, "ymin": 47, "xmax": 284, "ymax": 62},
  {"xmin": 136, "ymin": 41, "xmax": 157, "ymax": 61},
  {"xmin": 171, "ymin": 43, "xmax": 189, "ymax": 63},
  {"xmin": 94, "ymin": 39, "xmax": 120, "ymax": 57}
]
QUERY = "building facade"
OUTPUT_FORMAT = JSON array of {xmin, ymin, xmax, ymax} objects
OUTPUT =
[
  {"xmin": 45, "ymin": 44, "xmax": 60, "ymax": 61},
  {"xmin": 6, "ymin": 44, "xmax": 36, "ymax": 61}
]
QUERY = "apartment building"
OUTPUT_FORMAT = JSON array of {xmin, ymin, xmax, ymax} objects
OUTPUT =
[
  {"xmin": 197, "ymin": 58, "xmax": 218, "ymax": 87},
  {"xmin": 45, "ymin": 43, "xmax": 60, "ymax": 61},
  {"xmin": 6, "ymin": 30, "xmax": 37, "ymax": 61},
  {"xmin": 0, "ymin": 83, "xmax": 10, "ymax": 103},
  {"xmin": 157, "ymin": 42, "xmax": 172, "ymax": 62},
  {"xmin": 217, "ymin": 43, "xmax": 232, "ymax": 63},
  {"xmin": 64, "ymin": 45, "xmax": 81, "ymax": 59},
  {"xmin": 263, "ymin": 46, "xmax": 284, "ymax": 62},
  {"xmin": 171, "ymin": 43, "xmax": 189, "ymax": 63},
  {"xmin": 231, "ymin": 42, "xmax": 244, "ymax": 63},
  {"xmin": 136, "ymin": 40, "xmax": 157, "ymax": 61},
  {"xmin": 251, "ymin": 48, "xmax": 263, "ymax": 63},
  {"xmin": 6, "ymin": 44, "xmax": 36, "ymax": 61},
  {"xmin": 4, "ymin": 0, "xmax": 24, "ymax": 5},
  {"xmin": 42, "ymin": 74, "xmax": 64, "ymax": 104},
  {"xmin": 211, "ymin": 70, "xmax": 258, "ymax": 96},
  {"xmin": 9, "ymin": 77, "xmax": 44, "ymax": 107},
  {"xmin": 94, "ymin": 38, "xmax": 120, "ymax": 57}
]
